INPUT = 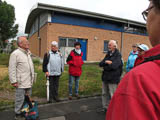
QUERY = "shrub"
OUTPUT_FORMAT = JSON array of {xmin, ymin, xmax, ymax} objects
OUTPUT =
[
  {"xmin": 0, "ymin": 54, "xmax": 10, "ymax": 66},
  {"xmin": 33, "ymin": 59, "xmax": 41, "ymax": 65}
]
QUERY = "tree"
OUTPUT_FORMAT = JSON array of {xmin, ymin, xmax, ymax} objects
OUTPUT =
[{"xmin": 0, "ymin": 1, "xmax": 18, "ymax": 49}]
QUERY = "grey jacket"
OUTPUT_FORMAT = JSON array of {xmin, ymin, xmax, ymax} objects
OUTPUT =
[
  {"xmin": 43, "ymin": 50, "xmax": 64, "ymax": 76},
  {"xmin": 9, "ymin": 48, "xmax": 35, "ymax": 88}
]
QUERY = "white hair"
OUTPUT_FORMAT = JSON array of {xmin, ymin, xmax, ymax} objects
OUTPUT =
[
  {"xmin": 51, "ymin": 41, "xmax": 58, "ymax": 47},
  {"xmin": 17, "ymin": 37, "xmax": 22, "ymax": 46},
  {"xmin": 109, "ymin": 40, "xmax": 117, "ymax": 48}
]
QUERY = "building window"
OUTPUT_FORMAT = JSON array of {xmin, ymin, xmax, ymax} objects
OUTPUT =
[
  {"xmin": 124, "ymin": 26, "xmax": 147, "ymax": 35},
  {"xmin": 59, "ymin": 38, "xmax": 67, "ymax": 47},
  {"xmin": 104, "ymin": 40, "xmax": 109, "ymax": 52},
  {"xmin": 68, "ymin": 38, "xmax": 76, "ymax": 47},
  {"xmin": 59, "ymin": 37, "xmax": 86, "ymax": 47}
]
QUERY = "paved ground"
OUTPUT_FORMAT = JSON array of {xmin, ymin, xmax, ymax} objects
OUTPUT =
[{"xmin": 0, "ymin": 96, "xmax": 106, "ymax": 120}]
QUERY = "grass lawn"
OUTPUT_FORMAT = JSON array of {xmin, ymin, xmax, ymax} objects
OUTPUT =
[
  {"xmin": 0, "ymin": 53, "xmax": 126, "ymax": 109},
  {"xmin": 32, "ymin": 63, "xmax": 102, "ymax": 98},
  {"xmin": 0, "ymin": 63, "xmax": 103, "ymax": 109}
]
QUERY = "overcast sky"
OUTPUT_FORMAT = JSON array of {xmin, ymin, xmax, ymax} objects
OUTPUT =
[{"xmin": 4, "ymin": 0, "xmax": 150, "ymax": 37}]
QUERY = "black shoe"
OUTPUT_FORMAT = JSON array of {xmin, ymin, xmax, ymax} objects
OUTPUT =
[
  {"xmin": 54, "ymin": 97, "xmax": 60, "ymax": 102},
  {"xmin": 48, "ymin": 99, "xmax": 53, "ymax": 103},
  {"xmin": 75, "ymin": 94, "xmax": 80, "ymax": 99},
  {"xmin": 68, "ymin": 96, "xmax": 72, "ymax": 100},
  {"xmin": 96, "ymin": 108, "xmax": 107, "ymax": 114},
  {"xmin": 15, "ymin": 113, "xmax": 25, "ymax": 120}
]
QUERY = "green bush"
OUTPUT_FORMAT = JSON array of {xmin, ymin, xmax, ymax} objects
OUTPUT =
[
  {"xmin": 33, "ymin": 59, "xmax": 41, "ymax": 65},
  {"xmin": 0, "ymin": 54, "xmax": 10, "ymax": 66}
]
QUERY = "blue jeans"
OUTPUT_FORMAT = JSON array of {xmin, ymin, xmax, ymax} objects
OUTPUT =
[{"xmin": 69, "ymin": 75, "xmax": 80, "ymax": 96}]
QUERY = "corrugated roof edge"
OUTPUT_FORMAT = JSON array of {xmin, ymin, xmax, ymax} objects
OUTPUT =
[{"xmin": 25, "ymin": 2, "xmax": 146, "ymax": 34}]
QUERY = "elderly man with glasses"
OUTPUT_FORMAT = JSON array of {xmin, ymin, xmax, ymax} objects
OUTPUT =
[{"xmin": 106, "ymin": 0, "xmax": 160, "ymax": 120}]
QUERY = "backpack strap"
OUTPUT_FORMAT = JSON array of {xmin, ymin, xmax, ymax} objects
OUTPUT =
[{"xmin": 142, "ymin": 54, "xmax": 160, "ymax": 64}]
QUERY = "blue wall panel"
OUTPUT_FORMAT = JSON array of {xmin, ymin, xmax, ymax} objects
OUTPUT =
[
  {"xmin": 51, "ymin": 13, "xmax": 124, "ymax": 32},
  {"xmin": 78, "ymin": 39, "xmax": 87, "ymax": 61}
]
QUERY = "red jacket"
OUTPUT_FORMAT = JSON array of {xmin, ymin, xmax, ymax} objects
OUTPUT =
[
  {"xmin": 67, "ymin": 50, "xmax": 84, "ymax": 76},
  {"xmin": 106, "ymin": 44, "xmax": 160, "ymax": 120},
  {"xmin": 134, "ymin": 55, "xmax": 144, "ymax": 67}
]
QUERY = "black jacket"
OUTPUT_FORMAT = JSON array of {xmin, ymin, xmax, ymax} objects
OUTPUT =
[
  {"xmin": 99, "ymin": 49, "xmax": 123, "ymax": 84},
  {"xmin": 42, "ymin": 52, "xmax": 50, "ymax": 73}
]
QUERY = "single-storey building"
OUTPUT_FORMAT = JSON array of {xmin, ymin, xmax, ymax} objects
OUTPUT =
[{"xmin": 25, "ymin": 3, "xmax": 151, "ymax": 62}]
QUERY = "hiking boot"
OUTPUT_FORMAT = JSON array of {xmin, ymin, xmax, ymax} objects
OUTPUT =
[
  {"xmin": 48, "ymin": 99, "xmax": 54, "ymax": 103},
  {"xmin": 54, "ymin": 97, "xmax": 60, "ymax": 102},
  {"xmin": 15, "ymin": 113, "xmax": 25, "ymax": 120},
  {"xmin": 75, "ymin": 94, "xmax": 80, "ymax": 99},
  {"xmin": 68, "ymin": 96, "xmax": 72, "ymax": 100}
]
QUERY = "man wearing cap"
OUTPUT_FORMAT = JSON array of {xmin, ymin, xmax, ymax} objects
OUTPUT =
[
  {"xmin": 134, "ymin": 44, "xmax": 149, "ymax": 67},
  {"xmin": 43, "ymin": 41, "xmax": 64, "ymax": 102}
]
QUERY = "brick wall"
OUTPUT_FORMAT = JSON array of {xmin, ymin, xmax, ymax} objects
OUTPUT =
[
  {"xmin": 47, "ymin": 23, "xmax": 121, "ymax": 61},
  {"xmin": 29, "ymin": 24, "xmax": 48, "ymax": 58},
  {"xmin": 122, "ymin": 33, "xmax": 150, "ymax": 61},
  {"xmin": 29, "ymin": 23, "xmax": 150, "ymax": 62}
]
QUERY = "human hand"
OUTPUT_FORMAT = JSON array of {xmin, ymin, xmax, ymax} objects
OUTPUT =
[
  {"xmin": 12, "ymin": 82, "xmax": 18, "ymax": 88},
  {"xmin": 45, "ymin": 72, "xmax": 49, "ymax": 77},
  {"xmin": 105, "ymin": 60, "xmax": 112, "ymax": 65}
]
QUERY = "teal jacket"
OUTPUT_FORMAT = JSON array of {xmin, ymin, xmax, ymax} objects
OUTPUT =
[{"xmin": 126, "ymin": 51, "xmax": 138, "ymax": 72}]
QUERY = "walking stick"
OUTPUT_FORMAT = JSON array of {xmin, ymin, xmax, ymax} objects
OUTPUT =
[{"xmin": 46, "ymin": 76, "xmax": 49, "ymax": 102}]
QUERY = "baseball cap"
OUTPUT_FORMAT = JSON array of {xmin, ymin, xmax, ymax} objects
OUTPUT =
[{"xmin": 138, "ymin": 44, "xmax": 149, "ymax": 51}]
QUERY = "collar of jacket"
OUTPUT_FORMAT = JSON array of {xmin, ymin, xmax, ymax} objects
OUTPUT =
[
  {"xmin": 108, "ymin": 49, "xmax": 118, "ymax": 56},
  {"xmin": 130, "ymin": 51, "xmax": 138, "ymax": 55},
  {"xmin": 18, "ymin": 47, "xmax": 31, "ymax": 55},
  {"xmin": 50, "ymin": 50, "xmax": 58, "ymax": 54},
  {"xmin": 144, "ymin": 44, "xmax": 160, "ymax": 58},
  {"xmin": 73, "ymin": 49, "xmax": 81, "ymax": 56}
]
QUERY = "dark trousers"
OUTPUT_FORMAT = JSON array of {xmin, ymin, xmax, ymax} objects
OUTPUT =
[{"xmin": 49, "ymin": 76, "xmax": 60, "ymax": 100}]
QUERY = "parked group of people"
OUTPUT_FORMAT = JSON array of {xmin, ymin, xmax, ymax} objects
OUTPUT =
[{"xmin": 8, "ymin": 0, "xmax": 160, "ymax": 119}]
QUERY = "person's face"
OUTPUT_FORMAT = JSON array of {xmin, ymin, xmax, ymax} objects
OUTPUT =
[
  {"xmin": 146, "ymin": 1, "xmax": 160, "ymax": 46},
  {"xmin": 51, "ymin": 45, "xmax": 58, "ymax": 51},
  {"xmin": 132, "ymin": 46, "xmax": 137, "ymax": 52},
  {"xmin": 19, "ymin": 38, "xmax": 29, "ymax": 51},
  {"xmin": 108, "ymin": 42, "xmax": 116, "ymax": 51},
  {"xmin": 75, "ymin": 45, "xmax": 81, "ymax": 50},
  {"xmin": 138, "ymin": 48, "xmax": 145, "ymax": 56}
]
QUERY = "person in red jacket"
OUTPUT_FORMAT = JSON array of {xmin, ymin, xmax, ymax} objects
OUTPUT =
[
  {"xmin": 67, "ymin": 42, "xmax": 84, "ymax": 100},
  {"xmin": 106, "ymin": 0, "xmax": 160, "ymax": 120},
  {"xmin": 134, "ymin": 44, "xmax": 149, "ymax": 67}
]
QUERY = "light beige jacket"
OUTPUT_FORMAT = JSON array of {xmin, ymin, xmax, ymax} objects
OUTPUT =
[{"xmin": 9, "ymin": 48, "xmax": 34, "ymax": 88}]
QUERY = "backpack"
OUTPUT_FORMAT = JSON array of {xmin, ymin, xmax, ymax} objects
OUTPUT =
[{"xmin": 21, "ymin": 95, "xmax": 39, "ymax": 120}]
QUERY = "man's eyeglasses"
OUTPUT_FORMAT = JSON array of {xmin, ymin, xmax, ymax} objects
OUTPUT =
[{"xmin": 142, "ymin": 5, "xmax": 154, "ymax": 21}]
